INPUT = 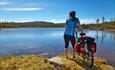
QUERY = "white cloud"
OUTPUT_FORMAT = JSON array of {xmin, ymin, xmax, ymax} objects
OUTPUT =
[
  {"xmin": 0, "ymin": 2, "xmax": 11, "ymax": 5},
  {"xmin": 44, "ymin": 19, "xmax": 65, "ymax": 23},
  {"xmin": 46, "ymin": 18, "xmax": 96, "ymax": 24},
  {"xmin": 14, "ymin": 20, "xmax": 35, "ymax": 23},
  {"xmin": 0, "ymin": 1, "xmax": 42, "ymax": 11},
  {"xmin": 1, "ymin": 17, "xmax": 96, "ymax": 24},
  {"xmin": 1, "ymin": 8, "xmax": 42, "ymax": 11},
  {"xmin": 15, "ymin": 3, "xmax": 37, "ymax": 6},
  {"xmin": 80, "ymin": 19, "xmax": 96, "ymax": 24},
  {"xmin": 45, "ymin": 18, "xmax": 96, "ymax": 24},
  {"xmin": 47, "ymin": 19, "xmax": 96, "ymax": 24},
  {"xmin": 13, "ymin": 18, "xmax": 37, "ymax": 23},
  {"xmin": 13, "ymin": 19, "xmax": 65, "ymax": 23},
  {"xmin": 0, "ymin": 18, "xmax": 6, "ymax": 22},
  {"xmin": 0, "ymin": 1, "xmax": 37, "ymax": 6},
  {"xmin": 10, "ymin": 18, "xmax": 96, "ymax": 24}
]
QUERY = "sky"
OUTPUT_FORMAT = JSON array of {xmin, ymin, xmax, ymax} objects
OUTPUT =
[{"xmin": 0, "ymin": 0, "xmax": 115, "ymax": 24}]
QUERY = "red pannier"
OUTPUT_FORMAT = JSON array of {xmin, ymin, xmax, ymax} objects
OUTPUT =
[
  {"xmin": 74, "ymin": 42, "xmax": 97, "ymax": 54},
  {"xmin": 90, "ymin": 42, "xmax": 96, "ymax": 54},
  {"xmin": 74, "ymin": 43, "xmax": 86, "ymax": 54}
]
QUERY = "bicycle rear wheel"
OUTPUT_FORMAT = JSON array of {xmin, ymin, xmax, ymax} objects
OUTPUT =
[{"xmin": 84, "ymin": 52, "xmax": 94, "ymax": 68}]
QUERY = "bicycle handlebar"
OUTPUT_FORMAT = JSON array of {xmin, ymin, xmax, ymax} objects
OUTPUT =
[{"xmin": 80, "ymin": 32, "xmax": 86, "ymax": 36}]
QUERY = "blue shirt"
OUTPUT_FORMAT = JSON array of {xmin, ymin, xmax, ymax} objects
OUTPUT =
[{"xmin": 64, "ymin": 17, "xmax": 80, "ymax": 36}]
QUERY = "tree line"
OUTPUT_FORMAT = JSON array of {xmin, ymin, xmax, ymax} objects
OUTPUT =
[{"xmin": 0, "ymin": 17, "xmax": 115, "ymax": 29}]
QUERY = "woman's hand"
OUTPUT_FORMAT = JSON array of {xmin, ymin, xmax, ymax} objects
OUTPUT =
[{"xmin": 78, "ymin": 22, "xmax": 83, "ymax": 33}]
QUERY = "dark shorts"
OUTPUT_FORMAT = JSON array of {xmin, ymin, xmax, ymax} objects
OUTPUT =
[{"xmin": 64, "ymin": 34, "xmax": 76, "ymax": 48}]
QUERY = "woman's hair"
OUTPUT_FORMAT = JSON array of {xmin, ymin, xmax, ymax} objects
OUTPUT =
[{"xmin": 69, "ymin": 11, "xmax": 76, "ymax": 17}]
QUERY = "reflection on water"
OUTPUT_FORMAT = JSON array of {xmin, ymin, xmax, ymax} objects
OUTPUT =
[
  {"xmin": 0, "ymin": 28, "xmax": 115, "ymax": 66},
  {"xmin": 95, "ymin": 30, "xmax": 115, "ymax": 48},
  {"xmin": 93, "ymin": 30, "xmax": 115, "ymax": 66}
]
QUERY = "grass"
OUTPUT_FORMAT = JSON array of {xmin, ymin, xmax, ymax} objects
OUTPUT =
[
  {"xmin": 0, "ymin": 55, "xmax": 55, "ymax": 70},
  {"xmin": 0, "ymin": 53, "xmax": 114, "ymax": 70},
  {"xmin": 58, "ymin": 53, "xmax": 115, "ymax": 70}
]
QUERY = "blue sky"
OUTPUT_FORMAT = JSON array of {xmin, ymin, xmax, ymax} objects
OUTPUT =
[{"xmin": 0, "ymin": 0, "xmax": 115, "ymax": 24}]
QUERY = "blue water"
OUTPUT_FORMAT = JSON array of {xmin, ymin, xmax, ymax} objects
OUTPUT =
[{"xmin": 0, "ymin": 28, "xmax": 115, "ymax": 65}]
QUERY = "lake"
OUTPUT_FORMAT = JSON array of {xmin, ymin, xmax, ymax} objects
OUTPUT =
[{"xmin": 0, "ymin": 28, "xmax": 115, "ymax": 66}]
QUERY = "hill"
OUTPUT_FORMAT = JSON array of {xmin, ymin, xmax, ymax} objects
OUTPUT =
[
  {"xmin": 0, "ymin": 21, "xmax": 65, "ymax": 28},
  {"xmin": 0, "ymin": 21, "xmax": 115, "ymax": 30}
]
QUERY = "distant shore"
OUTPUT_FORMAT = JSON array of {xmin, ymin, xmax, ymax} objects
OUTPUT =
[
  {"xmin": 0, "ymin": 21, "xmax": 115, "ymax": 29},
  {"xmin": 105, "ymin": 29, "xmax": 115, "ymax": 32},
  {"xmin": 1, "ymin": 28, "xmax": 115, "ymax": 33},
  {"xmin": 86, "ymin": 29, "xmax": 115, "ymax": 32}
]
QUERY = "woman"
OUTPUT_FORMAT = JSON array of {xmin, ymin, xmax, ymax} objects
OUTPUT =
[{"xmin": 64, "ymin": 11, "xmax": 82, "ymax": 59}]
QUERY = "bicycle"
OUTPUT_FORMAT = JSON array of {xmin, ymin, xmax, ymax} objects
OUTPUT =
[{"xmin": 74, "ymin": 32, "xmax": 97, "ymax": 67}]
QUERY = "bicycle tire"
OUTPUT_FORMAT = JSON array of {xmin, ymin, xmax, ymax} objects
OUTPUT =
[{"xmin": 83, "ymin": 52, "xmax": 94, "ymax": 68}]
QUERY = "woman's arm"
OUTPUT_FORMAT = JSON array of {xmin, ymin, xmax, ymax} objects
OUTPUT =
[{"xmin": 77, "ymin": 22, "xmax": 83, "ymax": 32}]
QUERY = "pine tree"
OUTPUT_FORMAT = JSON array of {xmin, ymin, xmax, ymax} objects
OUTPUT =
[
  {"xmin": 102, "ymin": 17, "xmax": 105, "ymax": 23},
  {"xmin": 96, "ymin": 18, "xmax": 99, "ymax": 29}
]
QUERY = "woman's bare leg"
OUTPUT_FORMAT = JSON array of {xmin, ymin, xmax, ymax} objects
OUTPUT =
[{"xmin": 64, "ymin": 48, "xmax": 68, "ymax": 58}]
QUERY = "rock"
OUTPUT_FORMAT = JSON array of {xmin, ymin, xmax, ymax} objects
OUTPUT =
[
  {"xmin": 49, "ymin": 57, "xmax": 64, "ymax": 65},
  {"xmin": 40, "ymin": 52, "xmax": 48, "ymax": 56}
]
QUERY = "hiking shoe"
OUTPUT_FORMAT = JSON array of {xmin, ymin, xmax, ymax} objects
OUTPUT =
[
  {"xmin": 65, "ymin": 56, "xmax": 68, "ymax": 59},
  {"xmin": 71, "ymin": 55, "xmax": 76, "ymax": 59}
]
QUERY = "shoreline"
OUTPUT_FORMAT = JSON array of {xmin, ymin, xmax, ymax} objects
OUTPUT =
[
  {"xmin": 1, "ymin": 27, "xmax": 115, "ymax": 32},
  {"xmin": 0, "ymin": 54, "xmax": 114, "ymax": 70}
]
